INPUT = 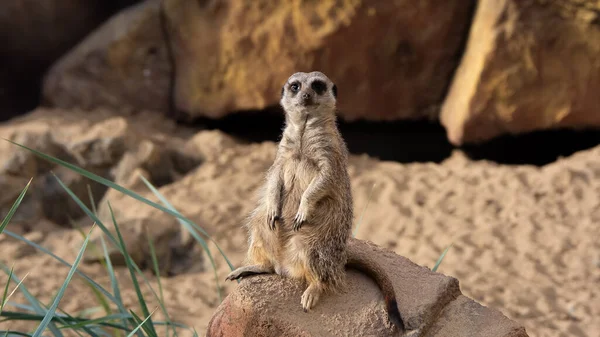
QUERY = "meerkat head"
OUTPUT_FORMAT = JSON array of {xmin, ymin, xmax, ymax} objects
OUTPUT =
[{"xmin": 280, "ymin": 71, "xmax": 337, "ymax": 119}]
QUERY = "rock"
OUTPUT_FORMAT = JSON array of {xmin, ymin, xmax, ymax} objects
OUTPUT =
[
  {"xmin": 0, "ymin": 107, "xmax": 193, "ymax": 231},
  {"xmin": 426, "ymin": 295, "xmax": 528, "ymax": 337},
  {"xmin": 0, "ymin": 0, "xmax": 140, "ymax": 118},
  {"xmin": 36, "ymin": 165, "xmax": 108, "ymax": 226},
  {"xmin": 0, "ymin": 175, "xmax": 42, "ymax": 226},
  {"xmin": 440, "ymin": 0, "xmax": 600, "ymax": 145},
  {"xmin": 83, "ymin": 206, "xmax": 200, "ymax": 276},
  {"xmin": 3, "ymin": 129, "xmax": 77, "ymax": 178},
  {"xmin": 89, "ymin": 138, "xmax": 202, "ymax": 275},
  {"xmin": 163, "ymin": 0, "xmax": 475, "ymax": 121},
  {"xmin": 88, "ymin": 130, "xmax": 262, "ymax": 276},
  {"xmin": 67, "ymin": 117, "xmax": 129, "ymax": 168},
  {"xmin": 182, "ymin": 130, "xmax": 239, "ymax": 162},
  {"xmin": 109, "ymin": 139, "xmax": 201, "ymax": 189},
  {"xmin": 42, "ymin": 0, "xmax": 171, "ymax": 114},
  {"xmin": 44, "ymin": 0, "xmax": 474, "ymax": 121},
  {"xmin": 206, "ymin": 239, "xmax": 528, "ymax": 337}
]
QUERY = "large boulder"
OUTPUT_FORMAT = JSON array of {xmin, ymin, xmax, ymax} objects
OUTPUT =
[
  {"xmin": 163, "ymin": 0, "xmax": 475, "ymax": 121},
  {"xmin": 42, "ymin": 0, "xmax": 172, "ymax": 114},
  {"xmin": 206, "ymin": 239, "xmax": 528, "ymax": 337},
  {"xmin": 440, "ymin": 0, "xmax": 600, "ymax": 145},
  {"xmin": 0, "ymin": 0, "xmax": 139, "ymax": 118},
  {"xmin": 44, "ymin": 0, "xmax": 475, "ymax": 122}
]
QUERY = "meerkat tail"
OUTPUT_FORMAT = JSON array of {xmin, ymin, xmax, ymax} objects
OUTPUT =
[{"xmin": 345, "ymin": 240, "xmax": 405, "ymax": 332}]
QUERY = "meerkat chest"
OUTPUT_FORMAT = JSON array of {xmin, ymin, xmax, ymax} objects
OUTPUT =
[{"xmin": 281, "ymin": 152, "xmax": 318, "ymax": 188}]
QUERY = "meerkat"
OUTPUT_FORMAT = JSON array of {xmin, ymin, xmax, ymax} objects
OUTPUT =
[{"xmin": 225, "ymin": 71, "xmax": 405, "ymax": 332}]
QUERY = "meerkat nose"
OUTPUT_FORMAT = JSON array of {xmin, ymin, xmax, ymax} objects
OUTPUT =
[{"xmin": 302, "ymin": 92, "xmax": 311, "ymax": 100}]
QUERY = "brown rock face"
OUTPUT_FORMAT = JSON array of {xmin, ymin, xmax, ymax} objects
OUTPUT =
[
  {"xmin": 44, "ymin": 0, "xmax": 474, "ymax": 121},
  {"xmin": 42, "ymin": 0, "xmax": 171, "ymax": 114},
  {"xmin": 164, "ymin": 0, "xmax": 474, "ymax": 121},
  {"xmin": 440, "ymin": 0, "xmax": 600, "ymax": 145},
  {"xmin": 0, "ymin": 0, "xmax": 139, "ymax": 117},
  {"xmin": 206, "ymin": 239, "xmax": 528, "ymax": 337}
]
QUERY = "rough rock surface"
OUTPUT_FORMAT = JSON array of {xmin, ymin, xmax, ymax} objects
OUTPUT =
[
  {"xmin": 165, "ymin": 0, "xmax": 475, "ymax": 121},
  {"xmin": 441, "ymin": 0, "xmax": 600, "ymax": 145},
  {"xmin": 0, "ymin": 107, "xmax": 201, "ymax": 273},
  {"xmin": 206, "ymin": 239, "xmax": 528, "ymax": 337},
  {"xmin": 0, "ymin": 0, "xmax": 139, "ymax": 117},
  {"xmin": 44, "ymin": 0, "xmax": 474, "ymax": 121},
  {"xmin": 87, "ymin": 138, "xmax": 203, "ymax": 275},
  {"xmin": 42, "ymin": 0, "xmax": 171, "ymax": 114}
]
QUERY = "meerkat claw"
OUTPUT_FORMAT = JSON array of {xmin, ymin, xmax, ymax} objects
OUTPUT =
[
  {"xmin": 301, "ymin": 285, "xmax": 321, "ymax": 312},
  {"xmin": 293, "ymin": 214, "xmax": 305, "ymax": 231},
  {"xmin": 268, "ymin": 215, "xmax": 278, "ymax": 230},
  {"xmin": 266, "ymin": 207, "xmax": 280, "ymax": 230}
]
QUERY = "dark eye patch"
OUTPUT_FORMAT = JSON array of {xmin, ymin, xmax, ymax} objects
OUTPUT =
[
  {"xmin": 311, "ymin": 80, "xmax": 327, "ymax": 95},
  {"xmin": 332, "ymin": 84, "xmax": 337, "ymax": 98}
]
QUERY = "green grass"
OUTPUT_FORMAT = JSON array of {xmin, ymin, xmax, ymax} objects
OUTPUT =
[
  {"xmin": 0, "ymin": 139, "xmax": 453, "ymax": 336},
  {"xmin": 0, "ymin": 140, "xmax": 234, "ymax": 336}
]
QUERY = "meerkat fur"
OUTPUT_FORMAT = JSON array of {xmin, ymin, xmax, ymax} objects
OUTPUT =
[{"xmin": 225, "ymin": 71, "xmax": 405, "ymax": 332}]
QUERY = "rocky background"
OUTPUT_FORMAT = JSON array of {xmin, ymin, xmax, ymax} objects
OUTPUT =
[{"xmin": 1, "ymin": 1, "xmax": 600, "ymax": 336}]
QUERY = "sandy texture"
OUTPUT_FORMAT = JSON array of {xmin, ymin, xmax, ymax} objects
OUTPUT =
[{"xmin": 0, "ymin": 109, "xmax": 598, "ymax": 336}]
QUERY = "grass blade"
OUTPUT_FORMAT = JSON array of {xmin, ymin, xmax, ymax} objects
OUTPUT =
[
  {"xmin": 53, "ymin": 308, "xmax": 98, "ymax": 337},
  {"xmin": 57, "ymin": 313, "xmax": 131, "ymax": 330},
  {"xmin": 139, "ymin": 175, "xmax": 227, "ymax": 298},
  {"xmin": 139, "ymin": 175, "xmax": 234, "ymax": 271},
  {"xmin": 0, "ymin": 331, "xmax": 32, "ymax": 337},
  {"xmin": 98, "ymin": 235, "xmax": 129, "ymax": 336},
  {"xmin": 2, "ymin": 230, "xmax": 117, "ymax": 304},
  {"xmin": 128, "ymin": 309, "xmax": 156, "ymax": 337},
  {"xmin": 0, "ymin": 265, "xmax": 64, "ymax": 337},
  {"xmin": 432, "ymin": 243, "xmax": 453, "ymax": 272},
  {"xmin": 126, "ymin": 307, "xmax": 158, "ymax": 337},
  {"xmin": 0, "ymin": 178, "xmax": 32, "ymax": 234},
  {"xmin": 51, "ymin": 173, "xmax": 184, "ymax": 335},
  {"xmin": 146, "ymin": 231, "xmax": 175, "ymax": 337},
  {"xmin": 0, "ymin": 310, "xmax": 129, "ymax": 329},
  {"xmin": 87, "ymin": 184, "xmax": 98, "ymax": 216},
  {"xmin": 71, "ymin": 223, "xmax": 113, "ymax": 319},
  {"xmin": 1, "ymin": 269, "xmax": 29, "ymax": 315},
  {"xmin": 31, "ymin": 224, "xmax": 96, "ymax": 337},
  {"xmin": 107, "ymin": 202, "xmax": 157, "ymax": 337},
  {"xmin": 7, "ymin": 141, "xmax": 234, "ymax": 271},
  {"xmin": 0, "ymin": 265, "xmax": 15, "ymax": 314}
]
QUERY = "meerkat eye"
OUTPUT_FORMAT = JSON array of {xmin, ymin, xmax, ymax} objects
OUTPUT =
[
  {"xmin": 290, "ymin": 82, "xmax": 300, "ymax": 93},
  {"xmin": 311, "ymin": 80, "xmax": 327, "ymax": 95}
]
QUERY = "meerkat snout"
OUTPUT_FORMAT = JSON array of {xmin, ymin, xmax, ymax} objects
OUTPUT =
[{"xmin": 301, "ymin": 92, "xmax": 311, "ymax": 103}]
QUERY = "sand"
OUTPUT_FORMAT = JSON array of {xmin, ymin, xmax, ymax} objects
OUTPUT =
[{"xmin": 0, "ymin": 110, "xmax": 598, "ymax": 337}]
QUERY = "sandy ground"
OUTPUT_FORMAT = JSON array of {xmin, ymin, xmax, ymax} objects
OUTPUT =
[{"xmin": 0, "ymin": 109, "xmax": 598, "ymax": 337}]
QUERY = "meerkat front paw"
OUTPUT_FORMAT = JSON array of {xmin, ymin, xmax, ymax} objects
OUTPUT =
[
  {"xmin": 293, "ymin": 200, "xmax": 311, "ymax": 231},
  {"xmin": 265, "ymin": 200, "xmax": 281, "ymax": 230}
]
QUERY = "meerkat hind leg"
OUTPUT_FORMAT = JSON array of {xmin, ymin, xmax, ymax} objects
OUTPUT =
[
  {"xmin": 225, "ymin": 264, "xmax": 274, "ymax": 281},
  {"xmin": 300, "ymin": 281, "xmax": 324, "ymax": 312}
]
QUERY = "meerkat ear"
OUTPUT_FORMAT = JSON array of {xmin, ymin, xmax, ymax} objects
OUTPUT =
[
  {"xmin": 281, "ymin": 86, "xmax": 285, "ymax": 98},
  {"xmin": 332, "ymin": 84, "xmax": 338, "ymax": 98}
]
